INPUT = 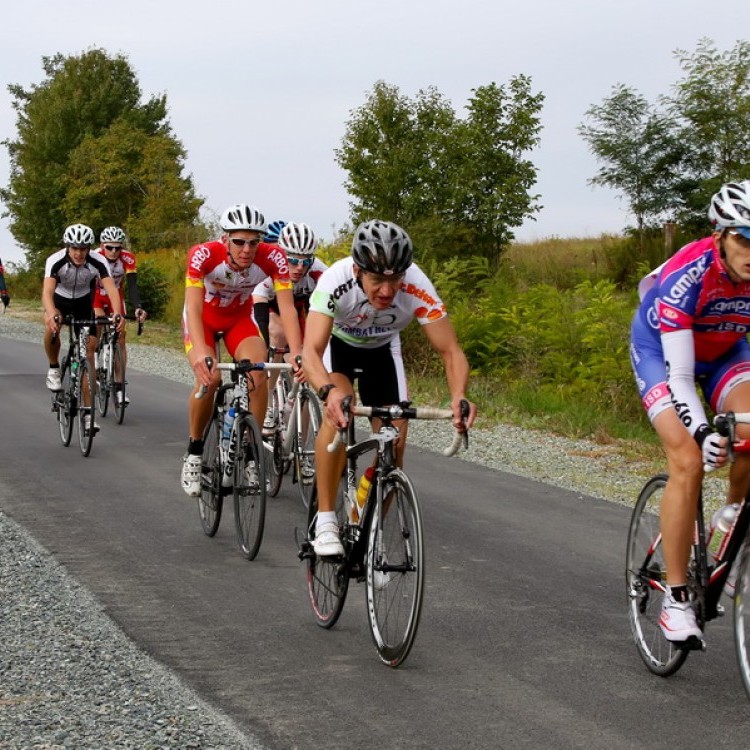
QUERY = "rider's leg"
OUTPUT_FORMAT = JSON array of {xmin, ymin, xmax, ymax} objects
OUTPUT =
[{"xmin": 233, "ymin": 335, "xmax": 269, "ymax": 428}]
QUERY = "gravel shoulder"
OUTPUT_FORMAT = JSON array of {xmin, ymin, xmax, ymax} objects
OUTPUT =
[{"xmin": 0, "ymin": 311, "xmax": 728, "ymax": 748}]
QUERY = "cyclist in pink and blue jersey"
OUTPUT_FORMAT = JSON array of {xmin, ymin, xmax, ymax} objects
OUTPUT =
[{"xmin": 631, "ymin": 180, "xmax": 750, "ymax": 643}]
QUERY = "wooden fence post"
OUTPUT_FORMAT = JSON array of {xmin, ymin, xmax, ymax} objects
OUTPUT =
[{"xmin": 664, "ymin": 222, "xmax": 677, "ymax": 260}]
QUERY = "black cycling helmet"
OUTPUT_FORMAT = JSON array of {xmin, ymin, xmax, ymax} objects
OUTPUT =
[{"xmin": 351, "ymin": 220, "xmax": 413, "ymax": 275}]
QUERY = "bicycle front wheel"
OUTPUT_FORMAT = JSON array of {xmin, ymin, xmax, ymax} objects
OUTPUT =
[
  {"xmin": 625, "ymin": 474, "xmax": 689, "ymax": 676},
  {"xmin": 295, "ymin": 391, "xmax": 322, "ymax": 509},
  {"xmin": 305, "ymin": 482, "xmax": 349, "ymax": 628},
  {"xmin": 198, "ymin": 415, "xmax": 223, "ymax": 537},
  {"xmin": 112, "ymin": 343, "xmax": 126, "ymax": 424},
  {"xmin": 76, "ymin": 361, "xmax": 95, "ymax": 457},
  {"xmin": 95, "ymin": 341, "xmax": 109, "ymax": 417},
  {"xmin": 233, "ymin": 414, "xmax": 267, "ymax": 560},
  {"xmin": 734, "ymin": 540, "xmax": 750, "ymax": 700},
  {"xmin": 366, "ymin": 469, "xmax": 424, "ymax": 667},
  {"xmin": 58, "ymin": 357, "xmax": 74, "ymax": 446}
]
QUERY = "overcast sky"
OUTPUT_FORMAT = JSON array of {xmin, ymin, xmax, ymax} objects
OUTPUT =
[{"xmin": 0, "ymin": 0, "xmax": 745, "ymax": 266}]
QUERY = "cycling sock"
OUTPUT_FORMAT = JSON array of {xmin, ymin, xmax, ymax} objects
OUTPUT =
[
  {"xmin": 187, "ymin": 438, "xmax": 204, "ymax": 455},
  {"xmin": 668, "ymin": 584, "xmax": 689, "ymax": 603},
  {"xmin": 49, "ymin": 363, "xmax": 60, "ymax": 369},
  {"xmin": 317, "ymin": 511, "xmax": 337, "ymax": 529}
]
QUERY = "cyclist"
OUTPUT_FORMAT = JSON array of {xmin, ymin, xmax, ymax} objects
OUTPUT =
[
  {"xmin": 253, "ymin": 221, "xmax": 327, "ymax": 438},
  {"xmin": 180, "ymin": 203, "xmax": 303, "ymax": 497},
  {"xmin": 92, "ymin": 226, "xmax": 148, "ymax": 406},
  {"xmin": 302, "ymin": 219, "xmax": 477, "ymax": 556},
  {"xmin": 42, "ymin": 223, "xmax": 125, "ymax": 434},
  {"xmin": 0, "ymin": 256, "xmax": 9, "ymax": 309},
  {"xmin": 631, "ymin": 179, "xmax": 750, "ymax": 642}
]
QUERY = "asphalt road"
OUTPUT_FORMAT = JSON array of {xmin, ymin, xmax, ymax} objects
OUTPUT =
[{"xmin": 2, "ymin": 335, "xmax": 750, "ymax": 749}]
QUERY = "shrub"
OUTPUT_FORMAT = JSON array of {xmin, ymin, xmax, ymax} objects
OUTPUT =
[{"xmin": 136, "ymin": 259, "xmax": 170, "ymax": 320}]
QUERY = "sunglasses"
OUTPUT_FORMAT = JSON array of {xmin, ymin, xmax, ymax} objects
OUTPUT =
[
  {"xmin": 230, "ymin": 238, "xmax": 261, "ymax": 249},
  {"xmin": 287, "ymin": 256, "xmax": 313, "ymax": 267},
  {"xmin": 104, "ymin": 244, "xmax": 123, "ymax": 252}
]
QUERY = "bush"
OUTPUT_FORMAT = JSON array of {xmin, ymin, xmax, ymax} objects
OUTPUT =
[{"xmin": 136, "ymin": 259, "xmax": 170, "ymax": 320}]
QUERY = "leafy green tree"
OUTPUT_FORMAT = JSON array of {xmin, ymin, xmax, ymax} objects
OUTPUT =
[
  {"xmin": 667, "ymin": 38, "xmax": 750, "ymax": 228},
  {"xmin": 1, "ymin": 48, "xmax": 202, "ymax": 270},
  {"xmin": 336, "ymin": 78, "xmax": 543, "ymax": 267},
  {"xmin": 578, "ymin": 84, "xmax": 683, "ymax": 243}
]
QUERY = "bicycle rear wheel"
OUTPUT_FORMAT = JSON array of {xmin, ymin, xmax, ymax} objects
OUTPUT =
[
  {"xmin": 295, "ymin": 391, "xmax": 322, "ymax": 510},
  {"xmin": 366, "ymin": 469, "xmax": 424, "ymax": 667},
  {"xmin": 76, "ymin": 362, "xmax": 95, "ymax": 457},
  {"xmin": 233, "ymin": 414, "xmax": 267, "ymax": 560},
  {"xmin": 95, "ymin": 340, "xmax": 109, "ymax": 417},
  {"xmin": 58, "ymin": 357, "xmax": 74, "ymax": 446},
  {"xmin": 625, "ymin": 474, "xmax": 690, "ymax": 676},
  {"xmin": 305, "ymin": 482, "xmax": 349, "ymax": 628},
  {"xmin": 198, "ymin": 414, "xmax": 223, "ymax": 537},
  {"xmin": 733, "ymin": 540, "xmax": 750, "ymax": 700},
  {"xmin": 265, "ymin": 430, "xmax": 284, "ymax": 498},
  {"xmin": 112, "ymin": 343, "xmax": 126, "ymax": 424}
]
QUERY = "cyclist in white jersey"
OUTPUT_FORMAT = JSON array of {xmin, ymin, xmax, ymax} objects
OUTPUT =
[{"xmin": 302, "ymin": 220, "xmax": 477, "ymax": 556}]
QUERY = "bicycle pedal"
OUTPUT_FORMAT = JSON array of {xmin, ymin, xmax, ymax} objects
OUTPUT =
[
  {"xmin": 676, "ymin": 635, "xmax": 706, "ymax": 652},
  {"xmin": 716, "ymin": 602, "xmax": 726, "ymax": 617}
]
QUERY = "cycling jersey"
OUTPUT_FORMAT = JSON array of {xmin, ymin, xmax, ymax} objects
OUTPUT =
[
  {"xmin": 631, "ymin": 236, "xmax": 750, "ymax": 431},
  {"xmin": 44, "ymin": 248, "xmax": 112, "ymax": 300},
  {"xmin": 308, "ymin": 258, "xmax": 447, "ymax": 348},
  {"xmin": 185, "ymin": 240, "xmax": 291, "ymax": 312},
  {"xmin": 97, "ymin": 250, "xmax": 136, "ymax": 293},
  {"xmin": 253, "ymin": 257, "xmax": 327, "ymax": 312}
]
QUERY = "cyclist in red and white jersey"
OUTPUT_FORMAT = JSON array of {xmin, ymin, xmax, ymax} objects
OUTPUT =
[
  {"xmin": 302, "ymin": 220, "xmax": 477, "ymax": 556},
  {"xmin": 180, "ymin": 204, "xmax": 303, "ymax": 497},
  {"xmin": 631, "ymin": 180, "xmax": 750, "ymax": 642},
  {"xmin": 253, "ymin": 221, "xmax": 327, "ymax": 434},
  {"xmin": 92, "ymin": 226, "xmax": 148, "ymax": 407}
]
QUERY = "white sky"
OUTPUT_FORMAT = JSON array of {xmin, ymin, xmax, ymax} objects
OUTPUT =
[{"xmin": 0, "ymin": 0, "xmax": 745, "ymax": 266}]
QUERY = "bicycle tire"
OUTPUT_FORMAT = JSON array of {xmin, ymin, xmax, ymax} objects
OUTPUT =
[
  {"xmin": 58, "ymin": 357, "xmax": 74, "ymax": 447},
  {"xmin": 233, "ymin": 414, "xmax": 267, "ymax": 560},
  {"xmin": 295, "ymin": 391, "xmax": 322, "ymax": 510},
  {"xmin": 112, "ymin": 343, "xmax": 126, "ymax": 424},
  {"xmin": 305, "ymin": 482, "xmax": 349, "ymax": 628},
  {"xmin": 734, "ymin": 539, "xmax": 750, "ymax": 700},
  {"xmin": 625, "ymin": 474, "xmax": 690, "ymax": 676},
  {"xmin": 266, "ymin": 386, "xmax": 284, "ymax": 498},
  {"xmin": 366, "ymin": 469, "xmax": 424, "ymax": 667},
  {"xmin": 95, "ymin": 339, "xmax": 109, "ymax": 417},
  {"xmin": 76, "ymin": 361, "xmax": 95, "ymax": 457},
  {"xmin": 198, "ymin": 413, "xmax": 223, "ymax": 537}
]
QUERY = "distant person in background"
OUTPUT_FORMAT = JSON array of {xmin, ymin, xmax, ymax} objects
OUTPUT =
[
  {"xmin": 630, "ymin": 179, "xmax": 750, "ymax": 644},
  {"xmin": 0, "ymin": 256, "xmax": 9, "ymax": 309},
  {"xmin": 92, "ymin": 226, "xmax": 148, "ymax": 406}
]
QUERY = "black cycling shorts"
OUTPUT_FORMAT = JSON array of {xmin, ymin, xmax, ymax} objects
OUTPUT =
[
  {"xmin": 326, "ymin": 335, "xmax": 407, "ymax": 406},
  {"xmin": 54, "ymin": 292, "xmax": 96, "ymax": 335}
]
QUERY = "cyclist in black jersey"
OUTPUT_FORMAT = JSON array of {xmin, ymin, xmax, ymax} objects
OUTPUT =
[{"xmin": 42, "ymin": 224, "xmax": 124, "ymax": 434}]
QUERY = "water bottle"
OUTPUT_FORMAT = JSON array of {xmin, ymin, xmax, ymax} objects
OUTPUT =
[
  {"xmin": 708, "ymin": 503, "xmax": 739, "ymax": 560},
  {"xmin": 222, "ymin": 405, "xmax": 236, "ymax": 451},
  {"xmin": 351, "ymin": 466, "xmax": 375, "ymax": 522}
]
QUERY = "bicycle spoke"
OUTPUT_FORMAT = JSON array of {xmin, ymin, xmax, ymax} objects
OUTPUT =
[{"xmin": 234, "ymin": 415, "xmax": 266, "ymax": 560}]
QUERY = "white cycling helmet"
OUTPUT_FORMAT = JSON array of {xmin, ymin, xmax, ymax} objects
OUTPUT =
[
  {"xmin": 63, "ymin": 223, "xmax": 95, "ymax": 248},
  {"xmin": 278, "ymin": 222, "xmax": 317, "ymax": 256},
  {"xmin": 351, "ymin": 220, "xmax": 413, "ymax": 275},
  {"xmin": 220, "ymin": 204, "xmax": 266, "ymax": 233},
  {"xmin": 100, "ymin": 226, "xmax": 126, "ymax": 244},
  {"xmin": 709, "ymin": 181, "xmax": 750, "ymax": 237}
]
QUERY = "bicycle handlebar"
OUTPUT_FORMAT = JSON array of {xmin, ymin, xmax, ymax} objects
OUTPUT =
[
  {"xmin": 194, "ymin": 356, "xmax": 293, "ymax": 399},
  {"xmin": 326, "ymin": 398, "xmax": 470, "ymax": 457}
]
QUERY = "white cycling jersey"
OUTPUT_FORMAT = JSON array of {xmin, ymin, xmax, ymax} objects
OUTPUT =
[{"xmin": 308, "ymin": 258, "xmax": 447, "ymax": 348}]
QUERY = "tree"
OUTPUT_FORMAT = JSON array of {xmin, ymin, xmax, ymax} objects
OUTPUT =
[
  {"xmin": 667, "ymin": 38, "xmax": 750, "ymax": 228},
  {"xmin": 1, "ymin": 49, "xmax": 202, "ymax": 270},
  {"xmin": 336, "ymin": 78, "xmax": 543, "ymax": 266},
  {"xmin": 579, "ymin": 84, "xmax": 684, "ymax": 243}
]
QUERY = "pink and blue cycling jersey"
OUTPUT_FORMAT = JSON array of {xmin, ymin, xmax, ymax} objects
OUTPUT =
[
  {"xmin": 634, "ymin": 237, "xmax": 750, "ymax": 357},
  {"xmin": 631, "ymin": 236, "xmax": 750, "ymax": 430}
]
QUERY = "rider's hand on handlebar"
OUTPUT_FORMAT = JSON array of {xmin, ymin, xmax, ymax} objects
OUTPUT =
[
  {"xmin": 702, "ymin": 431, "xmax": 728, "ymax": 469},
  {"xmin": 453, "ymin": 397, "xmax": 476, "ymax": 432},
  {"xmin": 289, "ymin": 353, "xmax": 306, "ymax": 384},
  {"xmin": 135, "ymin": 307, "xmax": 148, "ymax": 322},
  {"xmin": 192, "ymin": 352, "xmax": 215, "ymax": 389},
  {"xmin": 112, "ymin": 313, "xmax": 125, "ymax": 333},
  {"xmin": 324, "ymin": 386, "xmax": 349, "ymax": 430},
  {"xmin": 46, "ymin": 311, "xmax": 62, "ymax": 334}
]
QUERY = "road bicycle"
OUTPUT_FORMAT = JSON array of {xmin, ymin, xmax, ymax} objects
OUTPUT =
[
  {"xmin": 626, "ymin": 411, "xmax": 750, "ymax": 699},
  {"xmin": 298, "ymin": 396, "xmax": 469, "ymax": 667},
  {"xmin": 196, "ymin": 357, "xmax": 291, "ymax": 560},
  {"xmin": 263, "ymin": 346, "xmax": 322, "ymax": 507},
  {"xmin": 50, "ymin": 315, "xmax": 111, "ymax": 457},
  {"xmin": 94, "ymin": 314, "xmax": 143, "ymax": 424}
]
